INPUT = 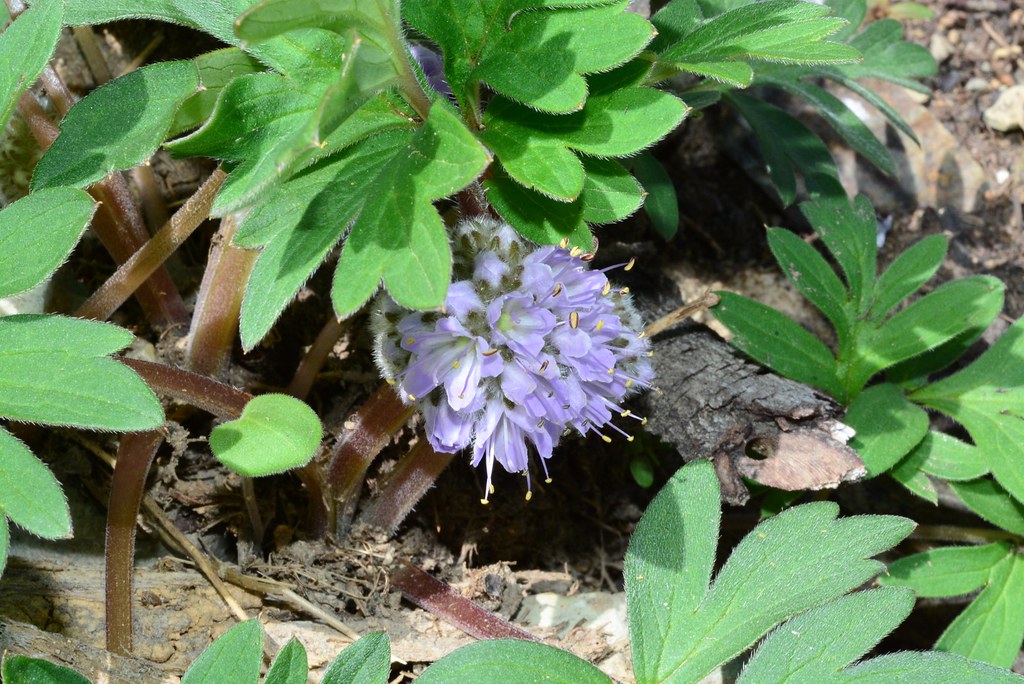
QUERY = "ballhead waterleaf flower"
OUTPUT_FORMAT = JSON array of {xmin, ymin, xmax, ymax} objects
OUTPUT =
[{"xmin": 373, "ymin": 217, "xmax": 653, "ymax": 501}]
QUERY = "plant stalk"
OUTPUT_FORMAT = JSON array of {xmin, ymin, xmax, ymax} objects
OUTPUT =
[
  {"xmin": 357, "ymin": 439, "xmax": 454, "ymax": 533},
  {"xmin": 119, "ymin": 357, "xmax": 250, "ymax": 419}
]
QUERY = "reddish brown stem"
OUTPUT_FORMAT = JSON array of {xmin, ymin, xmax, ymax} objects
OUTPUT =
[
  {"xmin": 120, "ymin": 357, "xmax": 250, "ymax": 419},
  {"xmin": 324, "ymin": 384, "xmax": 413, "ymax": 536},
  {"xmin": 286, "ymin": 315, "xmax": 346, "ymax": 400},
  {"xmin": 185, "ymin": 212, "xmax": 257, "ymax": 377},
  {"xmin": 78, "ymin": 169, "xmax": 225, "ymax": 322},
  {"xmin": 391, "ymin": 561, "xmax": 539, "ymax": 642},
  {"xmin": 105, "ymin": 430, "xmax": 164, "ymax": 655},
  {"xmin": 358, "ymin": 440, "xmax": 454, "ymax": 534}
]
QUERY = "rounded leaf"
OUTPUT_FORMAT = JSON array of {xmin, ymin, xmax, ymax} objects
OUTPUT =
[{"xmin": 210, "ymin": 394, "xmax": 322, "ymax": 477}]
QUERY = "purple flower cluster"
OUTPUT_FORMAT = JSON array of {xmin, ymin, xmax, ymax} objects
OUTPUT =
[{"xmin": 373, "ymin": 218, "xmax": 653, "ymax": 501}]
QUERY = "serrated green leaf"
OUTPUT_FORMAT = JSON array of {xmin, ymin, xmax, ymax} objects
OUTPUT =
[
  {"xmin": 263, "ymin": 639, "xmax": 308, "ymax": 684},
  {"xmin": 329, "ymin": 103, "xmax": 489, "ymax": 318},
  {"xmin": 879, "ymin": 543, "xmax": 1012, "ymax": 598},
  {"xmin": 801, "ymin": 194, "xmax": 876, "ymax": 309},
  {"xmin": 767, "ymin": 226, "xmax": 850, "ymax": 342},
  {"xmin": 650, "ymin": 0, "xmax": 704, "ymax": 53},
  {"xmin": 0, "ymin": 187, "xmax": 95, "ymax": 298},
  {"xmin": 725, "ymin": 91, "xmax": 842, "ymax": 206},
  {"xmin": 405, "ymin": 0, "xmax": 643, "ymax": 114},
  {"xmin": 911, "ymin": 317, "xmax": 1024, "ymax": 504},
  {"xmin": 169, "ymin": 48, "xmax": 264, "ymax": 138},
  {"xmin": 713, "ymin": 291, "xmax": 843, "ymax": 398},
  {"xmin": 0, "ymin": 314, "xmax": 164, "ymax": 430},
  {"xmin": 889, "ymin": 454, "xmax": 938, "ymax": 504},
  {"xmin": 210, "ymin": 394, "xmax": 321, "ymax": 477},
  {"xmin": 0, "ymin": 427, "xmax": 71, "ymax": 540},
  {"xmin": 321, "ymin": 632, "xmax": 390, "ymax": 684},
  {"xmin": 579, "ymin": 157, "xmax": 644, "ymax": 225},
  {"xmin": 738, "ymin": 588, "xmax": 915, "ymax": 683},
  {"xmin": 626, "ymin": 459, "xmax": 913, "ymax": 683},
  {"xmin": 950, "ymin": 478, "xmax": 1024, "ymax": 537},
  {"xmin": 911, "ymin": 431, "xmax": 988, "ymax": 482},
  {"xmin": 846, "ymin": 383, "xmax": 928, "ymax": 476},
  {"xmin": 32, "ymin": 61, "xmax": 200, "ymax": 190},
  {"xmin": 870, "ymin": 234, "xmax": 948, "ymax": 319},
  {"xmin": 0, "ymin": 0, "xmax": 63, "ymax": 133},
  {"xmin": 484, "ymin": 172, "xmax": 592, "ymax": 249},
  {"xmin": 626, "ymin": 460, "xmax": 720, "ymax": 683},
  {"xmin": 417, "ymin": 639, "xmax": 610, "ymax": 684},
  {"xmin": 935, "ymin": 552, "xmax": 1024, "ymax": 668},
  {"xmin": 1, "ymin": 654, "xmax": 90, "ymax": 684},
  {"xmin": 836, "ymin": 651, "xmax": 1024, "ymax": 683},
  {"xmin": 672, "ymin": 60, "xmax": 756, "ymax": 87},
  {"xmin": 839, "ymin": 18, "xmax": 936, "ymax": 91},
  {"xmin": 628, "ymin": 152, "xmax": 678, "ymax": 239},
  {"xmin": 182, "ymin": 620, "xmax": 263, "ymax": 684}
]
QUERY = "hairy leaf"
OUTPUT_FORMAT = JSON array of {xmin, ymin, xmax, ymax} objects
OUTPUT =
[
  {"xmin": 1, "ymin": 654, "xmax": 90, "ymax": 684},
  {"xmin": 210, "ymin": 394, "xmax": 322, "ymax": 477},
  {"xmin": 880, "ymin": 543, "xmax": 1013, "ymax": 598},
  {"xmin": 579, "ymin": 157, "xmax": 644, "ymax": 225},
  {"xmin": 767, "ymin": 225, "xmax": 849, "ymax": 342},
  {"xmin": 835, "ymin": 651, "xmax": 1022, "ymax": 683},
  {"xmin": 168, "ymin": 48, "xmax": 264, "ymax": 138},
  {"xmin": 263, "ymin": 639, "xmax": 308, "ymax": 684},
  {"xmin": 0, "ymin": 0, "xmax": 63, "ymax": 132},
  {"xmin": 0, "ymin": 315, "xmax": 163, "ymax": 430},
  {"xmin": 911, "ymin": 431, "xmax": 988, "ymax": 482},
  {"xmin": 0, "ymin": 427, "xmax": 71, "ymax": 540},
  {"xmin": 32, "ymin": 61, "xmax": 200, "ymax": 190},
  {"xmin": 417, "ymin": 639, "xmax": 610, "ymax": 684},
  {"xmin": 912, "ymin": 318, "xmax": 1024, "ymax": 505},
  {"xmin": 321, "ymin": 632, "xmax": 391, "ymax": 684},
  {"xmin": 628, "ymin": 152, "xmax": 679, "ymax": 239},
  {"xmin": 484, "ymin": 172, "xmax": 592, "ymax": 249},
  {"xmin": 846, "ymin": 383, "xmax": 928, "ymax": 476},
  {"xmin": 950, "ymin": 478, "xmax": 1024, "ymax": 537},
  {"xmin": 181, "ymin": 620, "xmax": 262, "ymax": 684},
  {"xmin": 0, "ymin": 187, "xmax": 95, "ymax": 298},
  {"xmin": 870, "ymin": 234, "xmax": 948, "ymax": 319}
]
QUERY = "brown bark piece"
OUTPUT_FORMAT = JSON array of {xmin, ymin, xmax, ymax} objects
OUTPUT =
[{"xmin": 642, "ymin": 323, "xmax": 863, "ymax": 504}]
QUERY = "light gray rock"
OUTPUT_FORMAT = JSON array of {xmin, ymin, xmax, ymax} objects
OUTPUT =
[{"xmin": 984, "ymin": 85, "xmax": 1024, "ymax": 132}]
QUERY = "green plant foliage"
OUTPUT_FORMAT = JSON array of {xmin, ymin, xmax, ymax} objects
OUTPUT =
[
  {"xmin": 321, "ymin": 632, "xmax": 391, "ymax": 684},
  {"xmin": 32, "ymin": 61, "xmax": 200, "ymax": 190},
  {"xmin": 902, "ymin": 431, "xmax": 989, "ymax": 483},
  {"xmin": 168, "ymin": 48, "xmax": 264, "ymax": 138},
  {"xmin": 263, "ymin": 639, "xmax": 308, "ymax": 684},
  {"xmin": 846, "ymin": 383, "xmax": 928, "ymax": 476},
  {"xmin": 417, "ymin": 639, "xmax": 610, "ymax": 683},
  {"xmin": 181, "ymin": 620, "xmax": 263, "ymax": 684},
  {"xmin": 950, "ymin": 478, "xmax": 1024, "ymax": 537},
  {"xmin": 627, "ymin": 152, "xmax": 679, "ymax": 239},
  {"xmin": 0, "ymin": 187, "xmax": 94, "ymax": 297},
  {"xmin": 0, "ymin": 0, "xmax": 63, "ymax": 132},
  {"xmin": 209, "ymin": 394, "xmax": 322, "ymax": 477},
  {"xmin": 881, "ymin": 542, "xmax": 1014, "ymax": 597},
  {"xmin": 0, "ymin": 428, "xmax": 71, "ymax": 541},
  {"xmin": 625, "ymin": 459, "xmax": 913, "ymax": 683},
  {"xmin": 912, "ymin": 318, "xmax": 1024, "ymax": 506},
  {"xmin": 0, "ymin": 315, "xmax": 163, "ymax": 429},
  {"xmin": 1, "ymin": 654, "xmax": 90, "ymax": 684}
]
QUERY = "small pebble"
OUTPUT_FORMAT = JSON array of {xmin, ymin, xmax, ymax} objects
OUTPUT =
[
  {"xmin": 996, "ymin": 169, "xmax": 1010, "ymax": 184},
  {"xmin": 930, "ymin": 33, "xmax": 954, "ymax": 63},
  {"xmin": 983, "ymin": 85, "xmax": 1024, "ymax": 131},
  {"xmin": 965, "ymin": 76, "xmax": 990, "ymax": 92}
]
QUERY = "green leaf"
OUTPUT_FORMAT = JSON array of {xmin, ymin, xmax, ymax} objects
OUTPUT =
[
  {"xmin": 628, "ymin": 152, "xmax": 679, "ymax": 239},
  {"xmin": 912, "ymin": 317, "xmax": 1024, "ymax": 504},
  {"xmin": 0, "ymin": 315, "xmax": 164, "ymax": 430},
  {"xmin": 579, "ymin": 157, "xmax": 644, "ymax": 225},
  {"xmin": 879, "ymin": 543, "xmax": 1013, "ymax": 598},
  {"xmin": 935, "ymin": 552, "xmax": 1024, "ymax": 668},
  {"xmin": 0, "ymin": 0, "xmax": 63, "ymax": 132},
  {"xmin": 417, "ymin": 639, "xmax": 610, "ymax": 684},
  {"xmin": 321, "ymin": 632, "xmax": 390, "ymax": 684},
  {"xmin": 0, "ymin": 187, "xmax": 95, "ymax": 298},
  {"xmin": 911, "ymin": 431, "xmax": 988, "ymax": 482},
  {"xmin": 725, "ymin": 91, "xmax": 842, "ymax": 206},
  {"xmin": 1, "ymin": 654, "xmax": 90, "ymax": 684},
  {"xmin": 870, "ymin": 234, "xmax": 948, "ymax": 319},
  {"xmin": 405, "ymin": 0, "xmax": 645, "ymax": 114},
  {"xmin": 330, "ymin": 103, "xmax": 490, "ymax": 318},
  {"xmin": 738, "ymin": 588, "xmax": 915, "ymax": 682},
  {"xmin": 836, "ymin": 651, "xmax": 1023, "ymax": 683},
  {"xmin": 950, "ymin": 478, "xmax": 1024, "ymax": 537},
  {"xmin": 846, "ymin": 383, "xmax": 929, "ymax": 476},
  {"xmin": 625, "ymin": 459, "xmax": 913, "ymax": 683},
  {"xmin": 886, "ymin": 2, "xmax": 934, "ymax": 20},
  {"xmin": 263, "ymin": 639, "xmax": 308, "ymax": 684},
  {"xmin": 0, "ymin": 427, "xmax": 71, "ymax": 540},
  {"xmin": 767, "ymin": 226, "xmax": 850, "ymax": 343},
  {"xmin": 852, "ymin": 277, "xmax": 1005, "ymax": 389},
  {"xmin": 889, "ymin": 453, "xmax": 938, "ymax": 504},
  {"xmin": 210, "ymin": 394, "xmax": 322, "ymax": 477},
  {"xmin": 838, "ymin": 18, "xmax": 936, "ymax": 92},
  {"xmin": 32, "ymin": 61, "xmax": 200, "ymax": 190},
  {"xmin": 0, "ymin": 516, "xmax": 7, "ymax": 577},
  {"xmin": 484, "ymin": 172, "xmax": 592, "ymax": 249},
  {"xmin": 659, "ymin": 0, "xmax": 860, "ymax": 87},
  {"xmin": 801, "ymin": 194, "xmax": 876, "ymax": 309},
  {"xmin": 169, "ymin": 48, "xmax": 264, "ymax": 138},
  {"xmin": 712, "ymin": 291, "xmax": 843, "ymax": 398},
  {"xmin": 182, "ymin": 620, "xmax": 263, "ymax": 684}
]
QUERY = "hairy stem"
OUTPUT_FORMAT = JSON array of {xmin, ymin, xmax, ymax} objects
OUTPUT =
[
  {"xmin": 910, "ymin": 525, "xmax": 1022, "ymax": 545},
  {"xmin": 105, "ymin": 430, "xmax": 164, "ymax": 655},
  {"xmin": 324, "ymin": 384, "xmax": 413, "ymax": 536},
  {"xmin": 357, "ymin": 439, "xmax": 454, "ymax": 533},
  {"xmin": 120, "ymin": 357, "xmax": 250, "ymax": 419},
  {"xmin": 77, "ymin": 169, "xmax": 226, "ymax": 322},
  {"xmin": 287, "ymin": 315, "xmax": 347, "ymax": 400},
  {"xmin": 185, "ymin": 212, "xmax": 257, "ymax": 377}
]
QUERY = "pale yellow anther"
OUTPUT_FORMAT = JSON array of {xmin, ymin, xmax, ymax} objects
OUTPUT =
[
  {"xmin": 489, "ymin": 484, "xmax": 495, "ymax": 494},
  {"xmin": 545, "ymin": 478, "xmax": 553, "ymax": 484},
  {"xmin": 480, "ymin": 498, "xmax": 490, "ymax": 505},
  {"xmin": 601, "ymin": 435, "xmax": 612, "ymax": 443},
  {"xmin": 619, "ymin": 287, "xmax": 630, "ymax": 295},
  {"xmin": 607, "ymin": 368, "xmax": 615, "ymax": 375},
  {"xmin": 625, "ymin": 256, "xmax": 636, "ymax": 271},
  {"xmin": 621, "ymin": 410, "xmax": 631, "ymax": 417},
  {"xmin": 386, "ymin": 378, "xmax": 396, "ymax": 385},
  {"xmin": 641, "ymin": 417, "xmax": 648, "ymax": 425},
  {"xmin": 637, "ymin": 331, "xmax": 646, "ymax": 339},
  {"xmin": 627, "ymin": 435, "xmax": 635, "ymax": 442},
  {"xmin": 525, "ymin": 491, "xmax": 533, "ymax": 501},
  {"xmin": 569, "ymin": 311, "xmax": 579, "ymax": 329},
  {"xmin": 407, "ymin": 393, "xmax": 417, "ymax": 401},
  {"xmin": 559, "ymin": 237, "xmax": 570, "ymax": 248},
  {"xmin": 483, "ymin": 348, "xmax": 500, "ymax": 356},
  {"xmin": 625, "ymin": 379, "xmax": 634, "ymax": 388},
  {"xmin": 539, "ymin": 359, "xmax": 549, "ymax": 373},
  {"xmin": 453, "ymin": 360, "xmax": 461, "ymax": 369},
  {"xmin": 601, "ymin": 281, "xmax": 612, "ymax": 296},
  {"xmin": 595, "ymin": 320, "xmax": 605, "ymax": 331},
  {"xmin": 552, "ymin": 283, "xmax": 563, "ymax": 297},
  {"xmin": 569, "ymin": 246, "xmax": 582, "ymax": 257}
]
